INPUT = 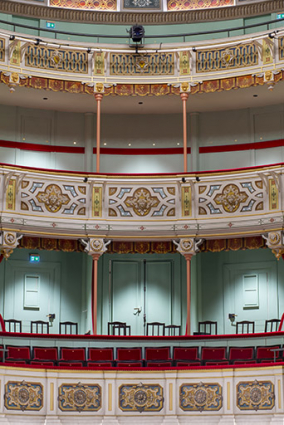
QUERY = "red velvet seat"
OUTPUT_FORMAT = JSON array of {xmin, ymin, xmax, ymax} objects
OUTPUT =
[
  {"xmin": 234, "ymin": 360, "xmax": 257, "ymax": 364},
  {"xmin": 145, "ymin": 347, "xmax": 171, "ymax": 361},
  {"xmin": 116, "ymin": 347, "xmax": 142, "ymax": 361},
  {"xmin": 205, "ymin": 361, "xmax": 229, "ymax": 366},
  {"xmin": 5, "ymin": 360, "xmax": 27, "ymax": 365},
  {"xmin": 58, "ymin": 361, "xmax": 84, "ymax": 367},
  {"xmin": 30, "ymin": 361, "xmax": 55, "ymax": 367},
  {"xmin": 33, "ymin": 347, "xmax": 58, "ymax": 361},
  {"xmin": 60, "ymin": 347, "xmax": 86, "ymax": 361},
  {"xmin": 6, "ymin": 346, "xmax": 30, "ymax": 362},
  {"xmin": 175, "ymin": 360, "xmax": 201, "ymax": 367},
  {"xmin": 146, "ymin": 361, "xmax": 173, "ymax": 367},
  {"xmin": 88, "ymin": 348, "xmax": 113, "ymax": 361},
  {"xmin": 229, "ymin": 347, "xmax": 255, "ymax": 364},
  {"xmin": 116, "ymin": 361, "xmax": 143, "ymax": 367},
  {"xmin": 173, "ymin": 347, "xmax": 199, "ymax": 361},
  {"xmin": 201, "ymin": 347, "xmax": 227, "ymax": 363},
  {"xmin": 87, "ymin": 361, "xmax": 113, "ymax": 367},
  {"xmin": 256, "ymin": 345, "xmax": 281, "ymax": 362}
]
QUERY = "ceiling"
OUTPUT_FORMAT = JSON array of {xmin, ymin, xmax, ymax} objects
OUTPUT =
[{"xmin": 0, "ymin": 79, "xmax": 283, "ymax": 115}]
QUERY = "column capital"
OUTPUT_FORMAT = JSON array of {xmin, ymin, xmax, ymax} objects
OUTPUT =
[
  {"xmin": 173, "ymin": 237, "xmax": 203, "ymax": 257},
  {"xmin": 0, "ymin": 231, "xmax": 22, "ymax": 260},
  {"xmin": 263, "ymin": 231, "xmax": 284, "ymax": 260},
  {"xmin": 180, "ymin": 92, "xmax": 189, "ymax": 102},
  {"xmin": 80, "ymin": 238, "xmax": 111, "ymax": 257},
  {"xmin": 94, "ymin": 93, "xmax": 103, "ymax": 102}
]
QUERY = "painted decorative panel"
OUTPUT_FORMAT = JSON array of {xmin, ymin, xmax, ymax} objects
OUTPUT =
[
  {"xmin": 180, "ymin": 382, "xmax": 223, "ymax": 412},
  {"xmin": 5, "ymin": 381, "xmax": 43, "ymax": 411},
  {"xmin": 93, "ymin": 187, "xmax": 102, "ymax": 217},
  {"xmin": 0, "ymin": 38, "xmax": 5, "ymax": 62},
  {"xmin": 6, "ymin": 179, "xmax": 16, "ymax": 210},
  {"xmin": 25, "ymin": 45, "xmax": 88, "ymax": 74},
  {"xmin": 182, "ymin": 186, "xmax": 191, "ymax": 216},
  {"xmin": 110, "ymin": 53, "xmax": 175, "ymax": 76},
  {"xmin": 21, "ymin": 180, "xmax": 87, "ymax": 216},
  {"xmin": 237, "ymin": 380, "xmax": 275, "ymax": 411},
  {"xmin": 107, "ymin": 185, "xmax": 176, "ymax": 218},
  {"xmin": 58, "ymin": 383, "xmax": 101, "ymax": 412},
  {"xmin": 196, "ymin": 43, "xmax": 258, "ymax": 73},
  {"xmin": 119, "ymin": 383, "xmax": 163, "ymax": 412},
  {"xmin": 278, "ymin": 37, "xmax": 284, "ymax": 61},
  {"xmin": 167, "ymin": 0, "xmax": 233, "ymax": 11},
  {"xmin": 269, "ymin": 178, "xmax": 279, "ymax": 210},
  {"xmin": 123, "ymin": 0, "xmax": 160, "ymax": 8},
  {"xmin": 197, "ymin": 180, "xmax": 264, "ymax": 216},
  {"xmin": 94, "ymin": 53, "xmax": 105, "ymax": 76},
  {"xmin": 50, "ymin": 0, "xmax": 117, "ymax": 9}
]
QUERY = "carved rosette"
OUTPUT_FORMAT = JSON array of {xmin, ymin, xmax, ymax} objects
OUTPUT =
[
  {"xmin": 0, "ymin": 231, "xmax": 22, "ymax": 259},
  {"xmin": 58, "ymin": 383, "xmax": 101, "ymax": 412},
  {"xmin": 119, "ymin": 383, "xmax": 163, "ymax": 412},
  {"xmin": 173, "ymin": 238, "xmax": 203, "ymax": 257},
  {"xmin": 180, "ymin": 382, "xmax": 222, "ymax": 412},
  {"xmin": 80, "ymin": 238, "xmax": 111, "ymax": 257},
  {"xmin": 237, "ymin": 380, "xmax": 275, "ymax": 411},
  {"xmin": 214, "ymin": 184, "xmax": 248, "ymax": 213},
  {"xmin": 263, "ymin": 231, "xmax": 284, "ymax": 260},
  {"xmin": 5, "ymin": 380, "xmax": 43, "ymax": 411},
  {"xmin": 37, "ymin": 184, "xmax": 70, "ymax": 213}
]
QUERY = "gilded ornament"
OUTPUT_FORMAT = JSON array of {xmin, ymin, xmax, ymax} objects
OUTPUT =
[
  {"xmin": 264, "ymin": 70, "xmax": 273, "ymax": 82},
  {"xmin": 135, "ymin": 56, "xmax": 149, "ymax": 73},
  {"xmin": 58, "ymin": 383, "xmax": 101, "ymax": 412},
  {"xmin": 51, "ymin": 50, "xmax": 63, "ymax": 68},
  {"xmin": 119, "ymin": 383, "xmax": 163, "ymax": 412},
  {"xmin": 36, "ymin": 184, "xmax": 70, "ymax": 213},
  {"xmin": 221, "ymin": 49, "xmax": 235, "ymax": 67},
  {"xmin": 4, "ymin": 233, "xmax": 16, "ymax": 246},
  {"xmin": 181, "ymin": 82, "xmax": 189, "ymax": 92},
  {"xmin": 125, "ymin": 188, "xmax": 159, "ymax": 216},
  {"xmin": 237, "ymin": 380, "xmax": 274, "ymax": 411},
  {"xmin": 5, "ymin": 381, "xmax": 43, "ymax": 411},
  {"xmin": 214, "ymin": 184, "xmax": 248, "ymax": 213},
  {"xmin": 180, "ymin": 382, "xmax": 222, "ymax": 412},
  {"xmin": 95, "ymin": 82, "xmax": 104, "ymax": 93},
  {"xmin": 268, "ymin": 231, "xmax": 281, "ymax": 246},
  {"xmin": 90, "ymin": 239, "xmax": 104, "ymax": 252},
  {"xmin": 180, "ymin": 239, "xmax": 193, "ymax": 252}
]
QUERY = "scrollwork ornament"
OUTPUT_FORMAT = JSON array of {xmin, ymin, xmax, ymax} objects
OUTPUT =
[
  {"xmin": 80, "ymin": 238, "xmax": 111, "ymax": 256},
  {"xmin": 173, "ymin": 238, "xmax": 203, "ymax": 256}
]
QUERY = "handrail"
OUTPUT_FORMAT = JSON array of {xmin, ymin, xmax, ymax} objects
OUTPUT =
[{"xmin": 0, "ymin": 16, "xmax": 284, "ymax": 41}]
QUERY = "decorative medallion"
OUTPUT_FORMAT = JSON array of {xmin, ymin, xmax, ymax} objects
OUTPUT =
[
  {"xmin": 182, "ymin": 186, "xmax": 191, "ymax": 216},
  {"xmin": 269, "ymin": 178, "xmax": 278, "ymax": 210},
  {"xmin": 125, "ymin": 188, "xmax": 159, "ymax": 216},
  {"xmin": 221, "ymin": 49, "xmax": 235, "ymax": 67},
  {"xmin": 179, "ymin": 239, "xmax": 193, "ymax": 252},
  {"xmin": 4, "ymin": 233, "xmax": 16, "ymax": 246},
  {"xmin": 6, "ymin": 179, "xmax": 16, "ymax": 210},
  {"xmin": 135, "ymin": 56, "xmax": 149, "ymax": 73},
  {"xmin": 93, "ymin": 187, "xmax": 102, "ymax": 217},
  {"xmin": 180, "ymin": 382, "xmax": 222, "ymax": 412},
  {"xmin": 5, "ymin": 381, "xmax": 43, "ymax": 411},
  {"xmin": 51, "ymin": 50, "xmax": 63, "ymax": 68},
  {"xmin": 36, "ymin": 184, "xmax": 70, "ymax": 213},
  {"xmin": 214, "ymin": 184, "xmax": 248, "ymax": 213},
  {"xmin": 90, "ymin": 239, "xmax": 104, "ymax": 252},
  {"xmin": 58, "ymin": 382, "xmax": 101, "ymax": 412},
  {"xmin": 237, "ymin": 380, "xmax": 274, "ymax": 411},
  {"xmin": 124, "ymin": 0, "xmax": 160, "ymax": 8},
  {"xmin": 268, "ymin": 231, "xmax": 281, "ymax": 246},
  {"xmin": 119, "ymin": 383, "xmax": 163, "ymax": 412}
]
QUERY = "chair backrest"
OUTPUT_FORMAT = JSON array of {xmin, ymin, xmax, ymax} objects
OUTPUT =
[
  {"xmin": 265, "ymin": 319, "xmax": 281, "ymax": 332},
  {"xmin": 146, "ymin": 322, "xmax": 165, "ymax": 336},
  {"xmin": 108, "ymin": 321, "xmax": 129, "ymax": 336},
  {"xmin": 4, "ymin": 319, "xmax": 22, "ymax": 333},
  {"xmin": 236, "ymin": 320, "xmax": 255, "ymax": 334},
  {"xmin": 30, "ymin": 320, "xmax": 50, "ymax": 334},
  {"xmin": 164, "ymin": 325, "xmax": 181, "ymax": 336},
  {"xmin": 59, "ymin": 321, "xmax": 78, "ymax": 335},
  {"xmin": 198, "ymin": 321, "xmax": 217, "ymax": 335}
]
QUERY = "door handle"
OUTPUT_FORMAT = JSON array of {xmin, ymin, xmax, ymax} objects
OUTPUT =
[{"xmin": 133, "ymin": 307, "xmax": 142, "ymax": 316}]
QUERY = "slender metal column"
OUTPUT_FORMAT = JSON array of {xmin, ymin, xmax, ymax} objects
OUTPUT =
[
  {"xmin": 95, "ymin": 93, "xmax": 103, "ymax": 173},
  {"xmin": 92, "ymin": 254, "xmax": 100, "ymax": 335},
  {"xmin": 184, "ymin": 253, "xmax": 193, "ymax": 335},
  {"xmin": 180, "ymin": 92, "xmax": 189, "ymax": 173}
]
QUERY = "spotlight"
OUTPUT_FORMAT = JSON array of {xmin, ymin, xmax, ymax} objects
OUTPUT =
[
  {"xmin": 34, "ymin": 38, "xmax": 41, "ymax": 46},
  {"xmin": 192, "ymin": 47, "xmax": 197, "ymax": 52},
  {"xmin": 130, "ymin": 25, "xmax": 145, "ymax": 43},
  {"xmin": 87, "ymin": 48, "xmax": 91, "ymax": 53},
  {"xmin": 83, "ymin": 177, "xmax": 88, "ymax": 182},
  {"xmin": 269, "ymin": 32, "xmax": 276, "ymax": 39},
  {"xmin": 9, "ymin": 35, "xmax": 15, "ymax": 41},
  {"xmin": 182, "ymin": 177, "xmax": 186, "ymax": 183},
  {"xmin": 196, "ymin": 177, "xmax": 200, "ymax": 182}
]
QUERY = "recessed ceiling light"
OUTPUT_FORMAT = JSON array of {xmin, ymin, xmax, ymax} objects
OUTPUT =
[
  {"xmin": 46, "ymin": 141, "xmax": 49, "ymax": 143},
  {"xmin": 253, "ymin": 94, "xmax": 258, "ymax": 98},
  {"xmin": 260, "ymin": 137, "xmax": 262, "ymax": 140},
  {"xmin": 73, "ymin": 142, "xmax": 77, "ymax": 145},
  {"xmin": 22, "ymin": 137, "xmax": 25, "ymax": 141},
  {"xmin": 139, "ymin": 102, "xmax": 143, "ymax": 105},
  {"xmin": 103, "ymin": 143, "xmax": 107, "ymax": 146},
  {"xmin": 153, "ymin": 143, "xmax": 155, "ymax": 146},
  {"xmin": 128, "ymin": 143, "xmax": 131, "ymax": 146},
  {"xmin": 177, "ymin": 143, "xmax": 180, "ymax": 146},
  {"xmin": 235, "ymin": 139, "xmax": 237, "ymax": 142},
  {"xmin": 43, "ymin": 97, "xmax": 48, "ymax": 100}
]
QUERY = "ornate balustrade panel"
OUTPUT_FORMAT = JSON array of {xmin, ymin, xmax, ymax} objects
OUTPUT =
[
  {"xmin": 0, "ymin": 164, "xmax": 282, "ymax": 239},
  {"xmin": 0, "ymin": 30, "xmax": 282, "ymax": 89}
]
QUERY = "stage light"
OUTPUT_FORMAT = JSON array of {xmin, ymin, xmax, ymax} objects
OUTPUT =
[{"xmin": 130, "ymin": 25, "xmax": 145, "ymax": 43}]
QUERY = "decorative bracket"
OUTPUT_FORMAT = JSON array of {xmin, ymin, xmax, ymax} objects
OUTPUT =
[
  {"xmin": 0, "ymin": 231, "xmax": 23, "ymax": 260},
  {"xmin": 263, "ymin": 231, "xmax": 284, "ymax": 260},
  {"xmin": 173, "ymin": 237, "xmax": 203, "ymax": 256},
  {"xmin": 79, "ymin": 238, "xmax": 111, "ymax": 256}
]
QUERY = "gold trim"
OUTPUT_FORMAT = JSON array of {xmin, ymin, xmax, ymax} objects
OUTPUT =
[
  {"xmin": 108, "ymin": 383, "xmax": 112, "ymax": 411},
  {"xmin": 278, "ymin": 379, "xmax": 281, "ymax": 409},
  {"xmin": 50, "ymin": 382, "xmax": 54, "ymax": 411},
  {"xmin": 227, "ymin": 381, "xmax": 230, "ymax": 410},
  {"xmin": 169, "ymin": 382, "xmax": 173, "ymax": 411}
]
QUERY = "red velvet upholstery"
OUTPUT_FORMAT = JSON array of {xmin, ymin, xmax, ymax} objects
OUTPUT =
[
  {"xmin": 145, "ymin": 347, "xmax": 171, "ymax": 361},
  {"xmin": 146, "ymin": 361, "xmax": 172, "ymax": 367},
  {"xmin": 60, "ymin": 348, "xmax": 85, "ymax": 361},
  {"xmin": 205, "ymin": 361, "xmax": 229, "ymax": 365},
  {"xmin": 229, "ymin": 347, "xmax": 254, "ymax": 362},
  {"xmin": 234, "ymin": 360, "xmax": 257, "ymax": 364},
  {"xmin": 256, "ymin": 346, "xmax": 281, "ymax": 360},
  {"xmin": 58, "ymin": 361, "xmax": 84, "ymax": 367},
  {"xmin": 173, "ymin": 347, "xmax": 199, "ymax": 361},
  {"xmin": 88, "ymin": 348, "xmax": 113, "ymax": 361},
  {"xmin": 175, "ymin": 361, "xmax": 201, "ymax": 367},
  {"xmin": 87, "ymin": 361, "xmax": 113, "ymax": 367},
  {"xmin": 5, "ymin": 360, "xmax": 27, "ymax": 365},
  {"xmin": 0, "ymin": 345, "xmax": 3, "ymax": 361},
  {"xmin": 117, "ymin": 347, "xmax": 142, "ymax": 361},
  {"xmin": 6, "ymin": 346, "xmax": 31, "ymax": 360},
  {"xmin": 30, "ymin": 361, "xmax": 55, "ymax": 366},
  {"xmin": 201, "ymin": 347, "xmax": 227, "ymax": 361},
  {"xmin": 116, "ymin": 361, "xmax": 143, "ymax": 367},
  {"xmin": 33, "ymin": 347, "xmax": 58, "ymax": 361}
]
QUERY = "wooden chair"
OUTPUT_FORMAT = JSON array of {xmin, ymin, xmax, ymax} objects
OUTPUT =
[
  {"xmin": 30, "ymin": 320, "xmax": 50, "ymax": 334},
  {"xmin": 108, "ymin": 321, "xmax": 131, "ymax": 336},
  {"xmin": 236, "ymin": 320, "xmax": 255, "ymax": 334},
  {"xmin": 164, "ymin": 325, "xmax": 181, "ymax": 336},
  {"xmin": 146, "ymin": 322, "xmax": 165, "ymax": 336},
  {"xmin": 265, "ymin": 319, "xmax": 281, "ymax": 332},
  {"xmin": 198, "ymin": 321, "xmax": 217, "ymax": 335},
  {"xmin": 59, "ymin": 321, "xmax": 78, "ymax": 335},
  {"xmin": 4, "ymin": 319, "xmax": 22, "ymax": 333}
]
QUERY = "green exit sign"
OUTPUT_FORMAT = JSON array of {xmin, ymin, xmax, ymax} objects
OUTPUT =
[
  {"xmin": 30, "ymin": 254, "xmax": 40, "ymax": 263},
  {"xmin": 277, "ymin": 13, "xmax": 284, "ymax": 19},
  {"xmin": 46, "ymin": 22, "xmax": 55, "ymax": 29}
]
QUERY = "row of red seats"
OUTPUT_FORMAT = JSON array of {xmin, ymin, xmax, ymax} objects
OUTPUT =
[{"xmin": 1, "ymin": 345, "xmax": 282, "ymax": 367}]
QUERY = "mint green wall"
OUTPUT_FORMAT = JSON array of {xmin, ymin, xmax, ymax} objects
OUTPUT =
[{"xmin": 0, "ymin": 248, "xmax": 88, "ymax": 333}]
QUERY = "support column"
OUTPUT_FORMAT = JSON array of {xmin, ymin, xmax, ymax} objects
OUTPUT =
[
  {"xmin": 95, "ymin": 93, "xmax": 103, "ymax": 173},
  {"xmin": 189, "ymin": 112, "xmax": 200, "ymax": 173},
  {"xmin": 180, "ymin": 92, "xmax": 189, "ymax": 173},
  {"xmin": 84, "ymin": 112, "xmax": 94, "ymax": 172},
  {"xmin": 174, "ymin": 238, "xmax": 203, "ymax": 335}
]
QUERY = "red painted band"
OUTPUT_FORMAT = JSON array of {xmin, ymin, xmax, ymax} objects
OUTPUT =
[
  {"xmin": 95, "ymin": 147, "xmax": 191, "ymax": 155},
  {"xmin": 199, "ymin": 139, "xmax": 284, "ymax": 154},
  {"xmin": 0, "ymin": 140, "xmax": 84, "ymax": 154}
]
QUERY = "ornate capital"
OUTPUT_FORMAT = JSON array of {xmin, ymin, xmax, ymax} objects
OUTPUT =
[
  {"xmin": 0, "ymin": 231, "xmax": 22, "ymax": 260},
  {"xmin": 173, "ymin": 238, "xmax": 203, "ymax": 257},
  {"xmin": 80, "ymin": 238, "xmax": 110, "ymax": 257},
  {"xmin": 180, "ymin": 92, "xmax": 189, "ymax": 101},
  {"xmin": 263, "ymin": 231, "xmax": 284, "ymax": 260}
]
